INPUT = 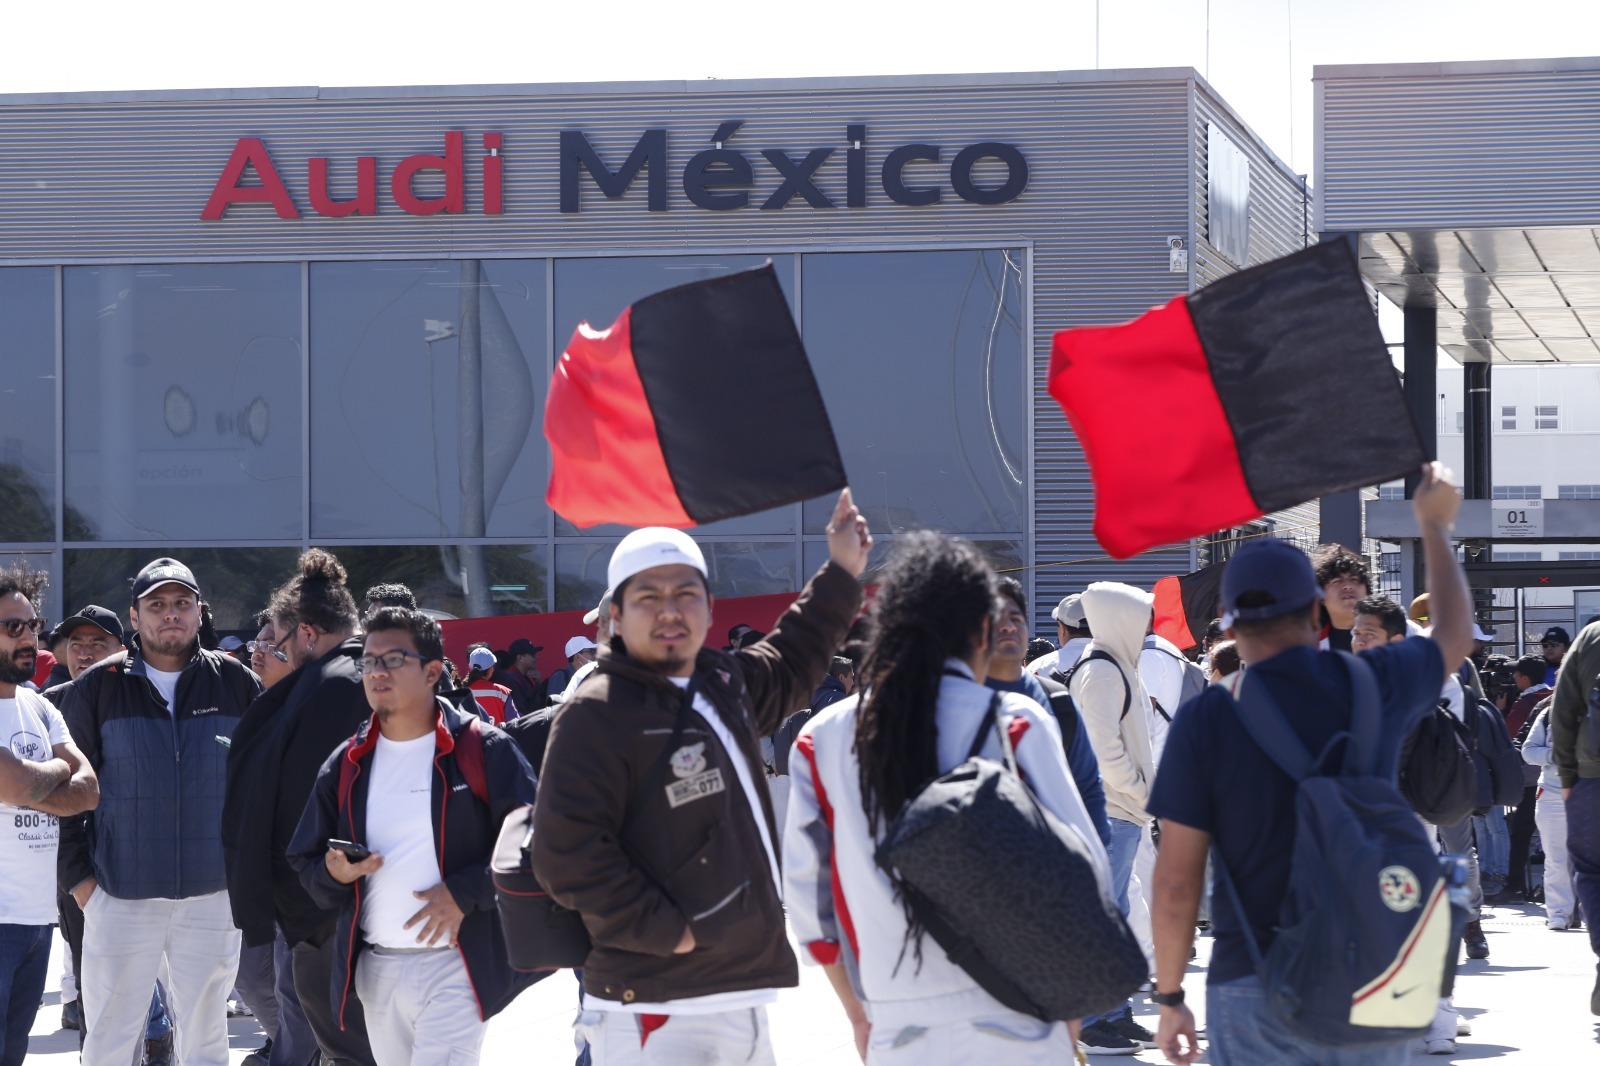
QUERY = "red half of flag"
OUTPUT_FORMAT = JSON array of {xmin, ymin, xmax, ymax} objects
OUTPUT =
[{"xmin": 545, "ymin": 264, "xmax": 846, "ymax": 528}]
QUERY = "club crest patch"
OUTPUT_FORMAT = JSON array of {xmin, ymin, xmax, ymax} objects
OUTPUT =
[
  {"xmin": 1378, "ymin": 866, "xmax": 1421, "ymax": 913},
  {"xmin": 670, "ymin": 743, "xmax": 707, "ymax": 779}
]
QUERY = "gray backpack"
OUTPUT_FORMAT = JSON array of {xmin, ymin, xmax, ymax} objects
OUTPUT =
[{"xmin": 874, "ymin": 693, "xmax": 1146, "ymax": 1021}]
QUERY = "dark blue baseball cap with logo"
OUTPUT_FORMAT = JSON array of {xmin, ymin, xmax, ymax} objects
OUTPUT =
[
  {"xmin": 1219, "ymin": 537, "xmax": 1323, "ymax": 629},
  {"xmin": 131, "ymin": 557, "xmax": 202, "ymax": 602}
]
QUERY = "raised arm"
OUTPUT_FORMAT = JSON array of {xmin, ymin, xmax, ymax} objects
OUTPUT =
[{"xmin": 1414, "ymin": 463, "xmax": 1472, "ymax": 678}]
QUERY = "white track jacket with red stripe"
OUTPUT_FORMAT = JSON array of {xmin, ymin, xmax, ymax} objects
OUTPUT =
[{"xmin": 781, "ymin": 660, "xmax": 1111, "ymax": 1028}]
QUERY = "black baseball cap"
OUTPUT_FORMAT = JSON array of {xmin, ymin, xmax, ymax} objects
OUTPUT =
[
  {"xmin": 1541, "ymin": 626, "xmax": 1572, "ymax": 646},
  {"xmin": 54, "ymin": 605, "xmax": 124, "ymax": 644},
  {"xmin": 131, "ymin": 557, "xmax": 202, "ymax": 601},
  {"xmin": 1219, "ymin": 538, "xmax": 1322, "ymax": 628},
  {"xmin": 508, "ymin": 638, "xmax": 543, "ymax": 657}
]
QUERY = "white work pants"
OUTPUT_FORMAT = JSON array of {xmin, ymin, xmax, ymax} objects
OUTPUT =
[
  {"xmin": 581, "ymin": 1007, "xmax": 777, "ymax": 1066},
  {"xmin": 1536, "ymin": 785, "xmax": 1578, "ymax": 924},
  {"xmin": 80, "ymin": 889, "xmax": 240, "ymax": 1066},
  {"xmin": 354, "ymin": 948, "xmax": 487, "ymax": 1066}
]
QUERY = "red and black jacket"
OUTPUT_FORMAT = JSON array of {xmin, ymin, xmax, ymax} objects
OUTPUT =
[{"xmin": 289, "ymin": 698, "xmax": 540, "ymax": 1027}]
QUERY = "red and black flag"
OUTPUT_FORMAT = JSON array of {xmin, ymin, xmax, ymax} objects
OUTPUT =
[
  {"xmin": 544, "ymin": 264, "xmax": 846, "ymax": 528},
  {"xmin": 1153, "ymin": 562, "xmax": 1227, "ymax": 653},
  {"xmin": 1048, "ymin": 238, "xmax": 1424, "ymax": 559}
]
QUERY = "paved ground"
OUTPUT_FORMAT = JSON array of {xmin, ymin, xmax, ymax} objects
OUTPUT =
[{"xmin": 26, "ymin": 899, "xmax": 1600, "ymax": 1063}]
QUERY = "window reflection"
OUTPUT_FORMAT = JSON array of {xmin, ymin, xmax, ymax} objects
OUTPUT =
[
  {"xmin": 63, "ymin": 265, "xmax": 303, "ymax": 541},
  {"xmin": 65, "ymin": 547, "xmax": 300, "ymax": 631},
  {"xmin": 551, "ymin": 256, "xmax": 798, "ymax": 538},
  {"xmin": 556, "ymin": 541, "xmax": 797, "ymax": 612},
  {"xmin": 330, "ymin": 544, "xmax": 548, "ymax": 620},
  {"xmin": 0, "ymin": 269, "xmax": 56, "ymax": 541},
  {"xmin": 801, "ymin": 250, "xmax": 1027, "ymax": 535},
  {"xmin": 310, "ymin": 260, "xmax": 548, "ymax": 539}
]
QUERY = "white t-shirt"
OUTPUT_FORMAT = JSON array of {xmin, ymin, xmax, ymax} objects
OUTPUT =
[
  {"xmin": 0, "ymin": 689, "xmax": 70, "ymax": 925},
  {"xmin": 360, "ymin": 732, "xmax": 443, "ymax": 950},
  {"xmin": 145, "ymin": 666, "xmax": 183, "ymax": 712},
  {"xmin": 594, "ymin": 677, "xmax": 780, "ymax": 1016}
]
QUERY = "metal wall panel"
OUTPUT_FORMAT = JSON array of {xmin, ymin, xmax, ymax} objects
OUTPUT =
[
  {"xmin": 0, "ymin": 71, "xmax": 1304, "ymax": 632},
  {"xmin": 1316, "ymin": 59, "xmax": 1600, "ymax": 232},
  {"xmin": 1190, "ymin": 86, "xmax": 1322, "ymax": 552}
]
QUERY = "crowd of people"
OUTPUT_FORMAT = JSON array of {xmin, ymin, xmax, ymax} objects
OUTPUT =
[{"xmin": 0, "ymin": 473, "xmax": 1597, "ymax": 1066}]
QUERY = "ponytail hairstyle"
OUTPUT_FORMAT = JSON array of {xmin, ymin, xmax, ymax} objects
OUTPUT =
[
  {"xmin": 855, "ymin": 532, "xmax": 999, "ymax": 830},
  {"xmin": 270, "ymin": 548, "xmax": 359, "ymax": 637}
]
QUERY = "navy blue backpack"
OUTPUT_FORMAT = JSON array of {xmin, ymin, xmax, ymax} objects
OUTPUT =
[{"xmin": 1216, "ymin": 653, "xmax": 1456, "ymax": 1048}]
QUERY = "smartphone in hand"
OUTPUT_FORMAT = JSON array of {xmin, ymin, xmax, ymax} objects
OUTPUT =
[{"xmin": 327, "ymin": 839, "xmax": 372, "ymax": 863}]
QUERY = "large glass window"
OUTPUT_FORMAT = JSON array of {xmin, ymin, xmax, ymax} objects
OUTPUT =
[
  {"xmin": 64, "ymin": 547, "xmax": 301, "ymax": 632},
  {"xmin": 310, "ymin": 260, "xmax": 548, "ymax": 539},
  {"xmin": 801, "ymin": 250, "xmax": 1027, "ymax": 535},
  {"xmin": 552, "ymin": 255, "xmax": 798, "ymax": 538},
  {"xmin": 63, "ymin": 265, "xmax": 303, "ymax": 542},
  {"xmin": 556, "ymin": 540, "xmax": 798, "ymax": 613},
  {"xmin": 330, "ymin": 544, "xmax": 548, "ymax": 619},
  {"xmin": 0, "ymin": 269, "xmax": 56, "ymax": 542}
]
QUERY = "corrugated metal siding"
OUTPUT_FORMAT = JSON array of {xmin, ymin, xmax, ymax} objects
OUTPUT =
[
  {"xmin": 0, "ymin": 73, "xmax": 1305, "ymax": 631},
  {"xmin": 1190, "ymin": 87, "xmax": 1321, "ymax": 549},
  {"xmin": 1317, "ymin": 65, "xmax": 1600, "ymax": 231}
]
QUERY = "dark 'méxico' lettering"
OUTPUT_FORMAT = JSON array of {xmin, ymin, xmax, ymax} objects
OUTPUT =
[
  {"xmin": 951, "ymin": 141, "xmax": 1029, "ymax": 206},
  {"xmin": 882, "ymin": 144, "xmax": 942, "ymax": 206},
  {"xmin": 760, "ymin": 148, "xmax": 835, "ymax": 210},
  {"xmin": 560, "ymin": 129, "xmax": 667, "ymax": 213}
]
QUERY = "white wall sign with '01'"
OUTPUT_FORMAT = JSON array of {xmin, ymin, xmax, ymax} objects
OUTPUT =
[{"xmin": 1492, "ymin": 498, "xmax": 1545, "ymax": 538}]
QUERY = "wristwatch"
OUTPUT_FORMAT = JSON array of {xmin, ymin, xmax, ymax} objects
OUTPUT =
[{"xmin": 1151, "ymin": 988, "xmax": 1186, "ymax": 1008}]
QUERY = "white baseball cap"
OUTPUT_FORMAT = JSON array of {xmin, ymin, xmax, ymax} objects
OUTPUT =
[
  {"xmin": 565, "ymin": 636, "xmax": 598, "ymax": 658},
  {"xmin": 467, "ymin": 647, "xmax": 496, "ymax": 672},
  {"xmin": 582, "ymin": 587, "xmax": 613, "ymax": 626},
  {"xmin": 1052, "ymin": 594, "xmax": 1087, "ymax": 628},
  {"xmin": 607, "ymin": 528, "xmax": 708, "ymax": 592}
]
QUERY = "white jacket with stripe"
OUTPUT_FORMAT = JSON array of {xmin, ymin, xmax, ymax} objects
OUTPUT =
[{"xmin": 781, "ymin": 661, "xmax": 1110, "ymax": 1028}]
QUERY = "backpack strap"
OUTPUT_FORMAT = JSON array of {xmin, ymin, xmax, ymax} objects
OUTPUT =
[
  {"xmin": 1229, "ymin": 672, "xmax": 1317, "ymax": 782},
  {"xmin": 964, "ymin": 691, "xmax": 1006, "ymax": 762},
  {"xmin": 453, "ymin": 717, "xmax": 490, "ymax": 807},
  {"xmin": 1063, "ymin": 649, "xmax": 1131, "ymax": 721},
  {"xmin": 620, "ymin": 676, "xmax": 701, "ymax": 837}
]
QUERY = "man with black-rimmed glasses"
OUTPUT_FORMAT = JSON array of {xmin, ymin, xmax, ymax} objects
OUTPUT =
[{"xmin": 290, "ymin": 607, "xmax": 536, "ymax": 1066}]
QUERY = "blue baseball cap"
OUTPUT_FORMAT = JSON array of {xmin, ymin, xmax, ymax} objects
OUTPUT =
[{"xmin": 1219, "ymin": 538, "xmax": 1323, "ymax": 629}]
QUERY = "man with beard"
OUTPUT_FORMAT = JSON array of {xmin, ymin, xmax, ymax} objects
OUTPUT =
[
  {"xmin": 224, "ymin": 550, "xmax": 377, "ymax": 1066},
  {"xmin": 0, "ymin": 566, "xmax": 99, "ymax": 1066},
  {"xmin": 58, "ymin": 557, "xmax": 262, "ymax": 1066},
  {"xmin": 43, "ymin": 606, "xmax": 176, "ymax": 1065}
]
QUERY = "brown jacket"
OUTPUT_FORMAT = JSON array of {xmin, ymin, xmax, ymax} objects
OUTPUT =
[{"xmin": 531, "ymin": 561, "xmax": 860, "ymax": 1005}]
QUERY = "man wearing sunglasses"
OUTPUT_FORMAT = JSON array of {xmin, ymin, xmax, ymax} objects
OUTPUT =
[
  {"xmin": 0, "ymin": 566, "xmax": 99, "ymax": 1066},
  {"xmin": 56, "ymin": 557, "xmax": 262, "ymax": 1066},
  {"xmin": 290, "ymin": 607, "xmax": 537, "ymax": 1066}
]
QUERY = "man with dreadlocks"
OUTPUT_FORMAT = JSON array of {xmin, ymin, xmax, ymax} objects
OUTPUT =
[
  {"xmin": 784, "ymin": 532, "xmax": 1109, "ymax": 1064},
  {"xmin": 532, "ymin": 489, "xmax": 870, "ymax": 1065}
]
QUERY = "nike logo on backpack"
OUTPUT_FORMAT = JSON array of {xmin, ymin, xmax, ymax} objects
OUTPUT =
[{"xmin": 1390, "ymin": 985, "xmax": 1419, "ymax": 1000}]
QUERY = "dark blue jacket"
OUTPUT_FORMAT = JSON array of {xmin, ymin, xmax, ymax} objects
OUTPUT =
[
  {"xmin": 810, "ymin": 673, "xmax": 850, "ymax": 713},
  {"xmin": 987, "ymin": 673, "xmax": 1112, "ymax": 847},
  {"xmin": 57, "ymin": 645, "xmax": 262, "ymax": 899},
  {"xmin": 289, "ymin": 699, "xmax": 539, "ymax": 1027}
]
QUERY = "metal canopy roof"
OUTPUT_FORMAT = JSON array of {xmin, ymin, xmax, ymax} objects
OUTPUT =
[{"xmin": 1359, "ymin": 227, "xmax": 1600, "ymax": 364}]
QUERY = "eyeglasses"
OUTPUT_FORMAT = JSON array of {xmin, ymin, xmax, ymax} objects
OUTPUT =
[
  {"xmin": 247, "ymin": 640, "xmax": 289, "ymax": 663},
  {"xmin": 0, "ymin": 618, "xmax": 46, "ymax": 639},
  {"xmin": 357, "ymin": 649, "xmax": 434, "ymax": 675}
]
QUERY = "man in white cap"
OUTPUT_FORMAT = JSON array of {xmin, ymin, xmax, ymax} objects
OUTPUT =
[
  {"xmin": 465, "ymin": 646, "xmax": 515, "ymax": 725},
  {"xmin": 546, "ymin": 636, "xmax": 600, "ymax": 700},
  {"xmin": 532, "ymin": 489, "xmax": 870, "ymax": 1066},
  {"xmin": 1026, "ymin": 592, "xmax": 1093, "ymax": 680}
]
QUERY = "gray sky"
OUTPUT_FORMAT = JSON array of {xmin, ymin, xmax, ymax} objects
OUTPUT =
[{"xmin": 9, "ymin": 0, "xmax": 1599, "ymax": 174}]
